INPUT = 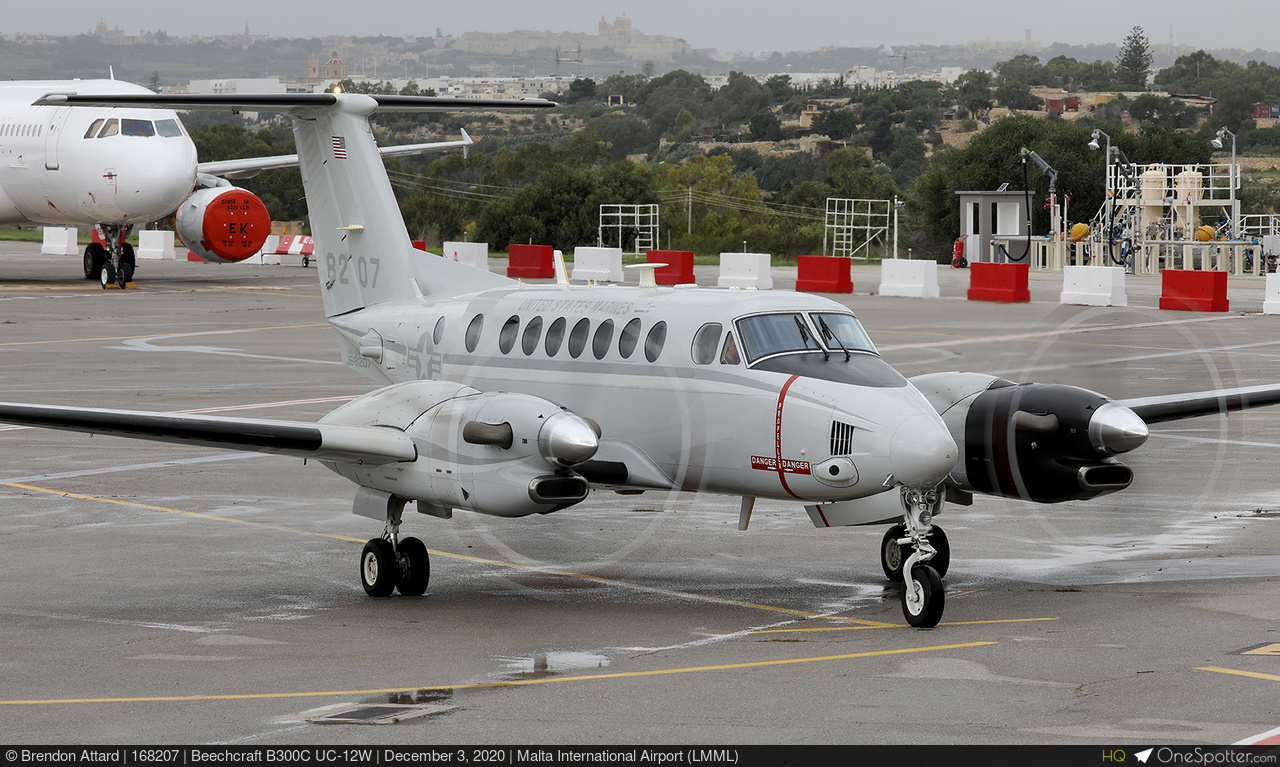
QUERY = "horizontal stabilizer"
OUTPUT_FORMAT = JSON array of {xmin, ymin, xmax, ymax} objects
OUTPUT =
[
  {"xmin": 0, "ymin": 402, "xmax": 415, "ymax": 463},
  {"xmin": 197, "ymin": 135, "xmax": 474, "ymax": 180},
  {"xmin": 1119, "ymin": 384, "xmax": 1280, "ymax": 425}
]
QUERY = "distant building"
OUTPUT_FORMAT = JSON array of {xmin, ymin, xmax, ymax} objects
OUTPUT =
[{"xmin": 306, "ymin": 53, "xmax": 349, "ymax": 82}]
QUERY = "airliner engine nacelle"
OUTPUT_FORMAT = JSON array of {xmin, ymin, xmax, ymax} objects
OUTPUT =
[
  {"xmin": 320, "ymin": 381, "xmax": 599, "ymax": 518},
  {"xmin": 911, "ymin": 373, "xmax": 1150, "ymax": 504},
  {"xmin": 175, "ymin": 186, "xmax": 272, "ymax": 263}
]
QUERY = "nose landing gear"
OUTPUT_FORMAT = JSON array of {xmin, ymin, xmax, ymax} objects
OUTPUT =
[
  {"xmin": 86, "ymin": 224, "xmax": 136, "ymax": 289},
  {"xmin": 885, "ymin": 487, "xmax": 947, "ymax": 628}
]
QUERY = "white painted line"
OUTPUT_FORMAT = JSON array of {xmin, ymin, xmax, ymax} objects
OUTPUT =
[{"xmin": 1234, "ymin": 724, "xmax": 1280, "ymax": 746}]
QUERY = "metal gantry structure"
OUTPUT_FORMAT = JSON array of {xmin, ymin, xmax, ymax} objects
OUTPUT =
[
  {"xmin": 598, "ymin": 204, "xmax": 659, "ymax": 255},
  {"xmin": 823, "ymin": 198, "xmax": 890, "ymax": 260}
]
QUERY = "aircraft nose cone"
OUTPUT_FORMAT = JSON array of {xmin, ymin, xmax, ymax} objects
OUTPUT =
[
  {"xmin": 1088, "ymin": 402, "xmax": 1149, "ymax": 455},
  {"xmin": 889, "ymin": 414, "xmax": 958, "ymax": 490},
  {"xmin": 538, "ymin": 412, "xmax": 599, "ymax": 468}
]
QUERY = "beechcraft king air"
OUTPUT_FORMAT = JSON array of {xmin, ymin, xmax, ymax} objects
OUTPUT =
[
  {"xmin": 3, "ymin": 92, "xmax": 1280, "ymax": 627},
  {"xmin": 0, "ymin": 79, "xmax": 472, "ymax": 287}
]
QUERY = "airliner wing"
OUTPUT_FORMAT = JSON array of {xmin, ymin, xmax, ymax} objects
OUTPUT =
[
  {"xmin": 1118, "ymin": 384, "xmax": 1280, "ymax": 425},
  {"xmin": 33, "ymin": 92, "xmax": 557, "ymax": 113},
  {"xmin": 197, "ymin": 131, "xmax": 474, "ymax": 180},
  {"xmin": 0, "ymin": 402, "xmax": 415, "ymax": 464}
]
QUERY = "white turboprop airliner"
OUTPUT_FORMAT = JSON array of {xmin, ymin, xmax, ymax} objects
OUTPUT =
[
  {"xmin": 0, "ymin": 79, "xmax": 471, "ymax": 287},
  {"xmin": 3, "ymin": 91, "xmax": 1280, "ymax": 628}
]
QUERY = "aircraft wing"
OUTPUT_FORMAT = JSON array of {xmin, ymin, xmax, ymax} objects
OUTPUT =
[
  {"xmin": 32, "ymin": 92, "xmax": 557, "ymax": 113},
  {"xmin": 1118, "ymin": 384, "xmax": 1280, "ymax": 425},
  {"xmin": 197, "ymin": 131, "xmax": 474, "ymax": 180},
  {"xmin": 0, "ymin": 402, "xmax": 415, "ymax": 464}
]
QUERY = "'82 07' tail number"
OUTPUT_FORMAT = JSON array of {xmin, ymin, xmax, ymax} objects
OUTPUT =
[{"xmin": 326, "ymin": 253, "xmax": 381, "ymax": 288}]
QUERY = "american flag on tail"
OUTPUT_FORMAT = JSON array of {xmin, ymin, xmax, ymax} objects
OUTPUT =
[{"xmin": 331, "ymin": 136, "xmax": 347, "ymax": 159}]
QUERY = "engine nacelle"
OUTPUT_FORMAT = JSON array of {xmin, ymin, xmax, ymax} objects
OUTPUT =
[
  {"xmin": 911, "ymin": 372, "xmax": 1149, "ymax": 504},
  {"xmin": 319, "ymin": 380, "xmax": 599, "ymax": 518},
  {"xmin": 175, "ymin": 186, "xmax": 271, "ymax": 263}
]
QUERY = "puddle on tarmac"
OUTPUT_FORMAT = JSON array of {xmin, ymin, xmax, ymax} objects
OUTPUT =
[{"xmin": 495, "ymin": 651, "xmax": 611, "ymax": 680}]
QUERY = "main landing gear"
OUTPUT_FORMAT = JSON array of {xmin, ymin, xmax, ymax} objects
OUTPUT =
[
  {"xmin": 82, "ymin": 224, "xmax": 136, "ymax": 289},
  {"xmin": 882, "ymin": 487, "xmax": 947, "ymax": 628},
  {"xmin": 359, "ymin": 498, "xmax": 430, "ymax": 597}
]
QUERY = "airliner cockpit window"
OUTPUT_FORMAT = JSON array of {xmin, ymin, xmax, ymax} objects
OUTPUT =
[
  {"xmin": 97, "ymin": 119, "xmax": 119, "ymax": 138},
  {"xmin": 155, "ymin": 119, "xmax": 183, "ymax": 137},
  {"xmin": 811, "ymin": 313, "xmax": 878, "ymax": 354},
  {"xmin": 121, "ymin": 119, "xmax": 156, "ymax": 137},
  {"xmin": 83, "ymin": 119, "xmax": 104, "ymax": 139},
  {"xmin": 736, "ymin": 313, "xmax": 822, "ymax": 363}
]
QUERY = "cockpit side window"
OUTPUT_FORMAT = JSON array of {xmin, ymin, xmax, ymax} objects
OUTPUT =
[
  {"xmin": 720, "ymin": 332, "xmax": 741, "ymax": 365},
  {"xmin": 97, "ymin": 119, "xmax": 119, "ymax": 138},
  {"xmin": 735, "ymin": 313, "xmax": 822, "ymax": 363},
  {"xmin": 83, "ymin": 119, "xmax": 105, "ymax": 139}
]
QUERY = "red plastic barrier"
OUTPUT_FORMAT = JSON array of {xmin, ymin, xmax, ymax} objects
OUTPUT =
[
  {"xmin": 411, "ymin": 240, "xmax": 427, "ymax": 251},
  {"xmin": 795, "ymin": 255, "xmax": 852, "ymax": 294},
  {"xmin": 646, "ymin": 250, "xmax": 695, "ymax": 285},
  {"xmin": 1159, "ymin": 269, "xmax": 1229, "ymax": 312},
  {"xmin": 507, "ymin": 244, "xmax": 554, "ymax": 279},
  {"xmin": 967, "ymin": 262, "xmax": 1030, "ymax": 303}
]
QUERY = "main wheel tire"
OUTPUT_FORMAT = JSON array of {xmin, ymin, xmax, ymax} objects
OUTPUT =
[
  {"xmin": 360, "ymin": 538, "xmax": 398, "ymax": 597},
  {"xmin": 83, "ymin": 243, "xmax": 106, "ymax": 280},
  {"xmin": 929, "ymin": 525, "xmax": 950, "ymax": 579},
  {"xmin": 395, "ymin": 537, "xmax": 430, "ymax": 596},
  {"xmin": 901, "ymin": 564, "xmax": 945, "ymax": 628},
  {"xmin": 880, "ymin": 524, "xmax": 907, "ymax": 580}
]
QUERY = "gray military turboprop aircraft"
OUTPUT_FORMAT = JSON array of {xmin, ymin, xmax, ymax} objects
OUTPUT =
[{"xmin": 4, "ymin": 91, "xmax": 1280, "ymax": 627}]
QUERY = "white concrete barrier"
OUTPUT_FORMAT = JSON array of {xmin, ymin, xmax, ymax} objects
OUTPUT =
[
  {"xmin": 1060, "ymin": 265, "xmax": 1127, "ymax": 307},
  {"xmin": 40, "ymin": 227, "xmax": 79, "ymax": 256},
  {"xmin": 136, "ymin": 230, "xmax": 176, "ymax": 260},
  {"xmin": 1264, "ymin": 274, "xmax": 1280, "ymax": 315},
  {"xmin": 442, "ymin": 241, "xmax": 490, "ymax": 272},
  {"xmin": 717, "ymin": 252, "xmax": 773, "ymax": 289},
  {"xmin": 878, "ymin": 258, "xmax": 940, "ymax": 298},
  {"xmin": 570, "ymin": 246, "xmax": 624, "ymax": 282}
]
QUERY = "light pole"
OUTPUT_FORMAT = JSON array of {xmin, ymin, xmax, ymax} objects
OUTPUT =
[
  {"xmin": 893, "ymin": 196, "xmax": 904, "ymax": 259},
  {"xmin": 1211, "ymin": 127, "xmax": 1237, "ymax": 238},
  {"xmin": 1089, "ymin": 128, "xmax": 1112, "ymax": 263}
]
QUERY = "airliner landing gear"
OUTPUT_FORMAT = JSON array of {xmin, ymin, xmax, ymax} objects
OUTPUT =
[
  {"xmin": 358, "ymin": 495, "xmax": 430, "ymax": 597},
  {"xmin": 893, "ymin": 487, "xmax": 946, "ymax": 628},
  {"xmin": 881, "ymin": 522, "xmax": 949, "ymax": 580},
  {"xmin": 93, "ymin": 224, "xmax": 136, "ymax": 289}
]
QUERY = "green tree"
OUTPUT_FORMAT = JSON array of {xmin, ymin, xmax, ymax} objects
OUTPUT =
[
  {"xmin": 1116, "ymin": 26, "xmax": 1152, "ymax": 89},
  {"xmin": 566, "ymin": 78, "xmax": 598, "ymax": 104},
  {"xmin": 953, "ymin": 70, "xmax": 994, "ymax": 121},
  {"xmin": 995, "ymin": 81, "xmax": 1043, "ymax": 112},
  {"xmin": 749, "ymin": 110, "xmax": 783, "ymax": 141},
  {"xmin": 812, "ymin": 108, "xmax": 858, "ymax": 141}
]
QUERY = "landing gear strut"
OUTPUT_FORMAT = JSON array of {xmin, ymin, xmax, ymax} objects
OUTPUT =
[
  {"xmin": 89, "ymin": 224, "xmax": 136, "ymax": 289},
  {"xmin": 891, "ymin": 487, "xmax": 946, "ymax": 628},
  {"xmin": 358, "ymin": 495, "xmax": 430, "ymax": 597}
]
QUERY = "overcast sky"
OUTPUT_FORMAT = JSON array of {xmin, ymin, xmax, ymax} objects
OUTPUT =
[{"xmin": 9, "ymin": 0, "xmax": 1280, "ymax": 54}]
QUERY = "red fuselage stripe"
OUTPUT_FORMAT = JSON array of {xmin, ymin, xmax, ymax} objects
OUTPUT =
[{"xmin": 774, "ymin": 375, "xmax": 802, "ymax": 499}]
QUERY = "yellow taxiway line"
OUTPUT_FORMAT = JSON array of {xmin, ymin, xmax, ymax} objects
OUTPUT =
[
  {"xmin": 1197, "ymin": 667, "xmax": 1280, "ymax": 683},
  {"xmin": 0, "ymin": 641, "xmax": 997, "ymax": 705}
]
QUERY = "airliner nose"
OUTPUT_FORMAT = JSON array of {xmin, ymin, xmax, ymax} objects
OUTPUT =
[{"xmin": 889, "ymin": 414, "xmax": 958, "ymax": 490}]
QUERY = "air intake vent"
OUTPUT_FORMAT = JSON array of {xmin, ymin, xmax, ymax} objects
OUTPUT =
[{"xmin": 830, "ymin": 421, "xmax": 855, "ymax": 455}]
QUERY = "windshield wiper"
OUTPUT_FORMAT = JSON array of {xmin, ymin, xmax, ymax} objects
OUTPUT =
[
  {"xmin": 817, "ymin": 316, "xmax": 851, "ymax": 362},
  {"xmin": 795, "ymin": 315, "xmax": 827, "ymax": 361}
]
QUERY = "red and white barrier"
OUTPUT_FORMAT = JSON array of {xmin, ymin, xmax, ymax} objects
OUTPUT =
[
  {"xmin": 1159, "ymin": 269, "xmax": 1228, "ymax": 312},
  {"xmin": 967, "ymin": 262, "xmax": 1029, "ymax": 303},
  {"xmin": 879, "ymin": 259, "xmax": 940, "ymax": 299},
  {"xmin": 507, "ymin": 244, "xmax": 554, "ymax": 279},
  {"xmin": 1060, "ymin": 265, "xmax": 1126, "ymax": 307},
  {"xmin": 442, "ymin": 241, "xmax": 491, "ymax": 272},
  {"xmin": 1265, "ymin": 274, "xmax": 1280, "ymax": 315},
  {"xmin": 571, "ymin": 247, "xmax": 624, "ymax": 282},
  {"xmin": 717, "ymin": 252, "xmax": 772, "ymax": 289},
  {"xmin": 646, "ymin": 250, "xmax": 696, "ymax": 285},
  {"xmin": 40, "ymin": 227, "xmax": 78, "ymax": 256},
  {"xmin": 795, "ymin": 255, "xmax": 852, "ymax": 294}
]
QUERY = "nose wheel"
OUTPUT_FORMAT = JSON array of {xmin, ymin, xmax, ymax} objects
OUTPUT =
[{"xmin": 887, "ymin": 486, "xmax": 948, "ymax": 628}]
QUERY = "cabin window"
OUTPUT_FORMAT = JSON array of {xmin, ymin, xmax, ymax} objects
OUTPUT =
[
  {"xmin": 155, "ymin": 119, "xmax": 183, "ymax": 137},
  {"xmin": 644, "ymin": 322, "xmax": 667, "ymax": 363},
  {"xmin": 121, "ymin": 119, "xmax": 155, "ymax": 137},
  {"xmin": 567, "ymin": 318, "xmax": 590, "ymax": 359},
  {"xmin": 498, "ymin": 315, "xmax": 520, "ymax": 354},
  {"xmin": 811, "ymin": 313, "xmax": 877, "ymax": 354},
  {"xmin": 592, "ymin": 319, "xmax": 615, "ymax": 360},
  {"xmin": 720, "ymin": 332, "xmax": 741, "ymax": 365},
  {"xmin": 432, "ymin": 317, "xmax": 445, "ymax": 345},
  {"xmin": 545, "ymin": 317, "xmax": 567, "ymax": 356},
  {"xmin": 736, "ymin": 313, "xmax": 822, "ymax": 363},
  {"xmin": 464, "ymin": 314, "xmax": 484, "ymax": 353},
  {"xmin": 97, "ymin": 119, "xmax": 119, "ymax": 138},
  {"xmin": 522, "ymin": 316, "xmax": 543, "ymax": 356},
  {"xmin": 691, "ymin": 323, "xmax": 722, "ymax": 365},
  {"xmin": 618, "ymin": 318, "xmax": 642, "ymax": 359}
]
